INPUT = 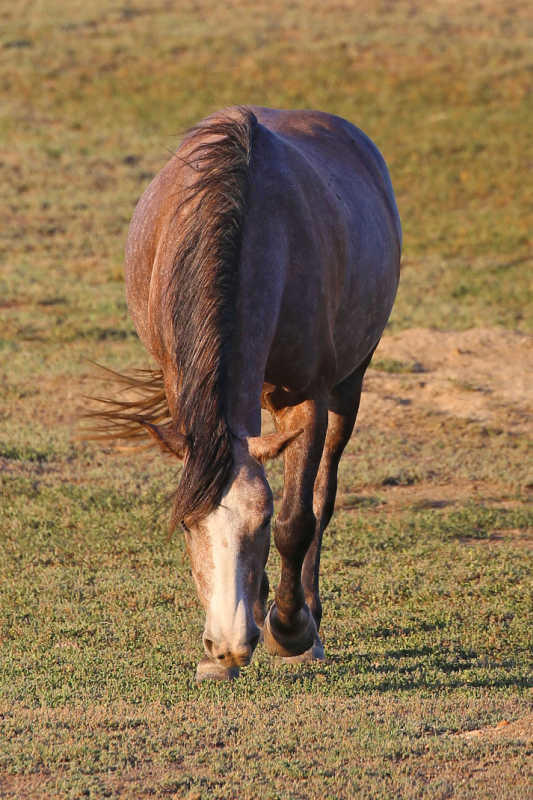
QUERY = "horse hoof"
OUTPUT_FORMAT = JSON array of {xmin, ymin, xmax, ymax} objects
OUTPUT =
[
  {"xmin": 263, "ymin": 603, "xmax": 317, "ymax": 658},
  {"xmin": 282, "ymin": 636, "xmax": 325, "ymax": 663},
  {"xmin": 195, "ymin": 658, "xmax": 240, "ymax": 682}
]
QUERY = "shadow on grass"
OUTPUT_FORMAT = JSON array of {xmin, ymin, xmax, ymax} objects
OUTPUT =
[
  {"xmin": 283, "ymin": 663, "xmax": 532, "ymax": 693},
  {"xmin": 283, "ymin": 640, "xmax": 533, "ymax": 693},
  {"xmin": 269, "ymin": 655, "xmax": 532, "ymax": 693}
]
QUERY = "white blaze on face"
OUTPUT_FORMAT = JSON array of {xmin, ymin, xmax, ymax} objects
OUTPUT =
[
  {"xmin": 203, "ymin": 504, "xmax": 250, "ymax": 652},
  {"xmin": 190, "ymin": 450, "xmax": 272, "ymax": 664}
]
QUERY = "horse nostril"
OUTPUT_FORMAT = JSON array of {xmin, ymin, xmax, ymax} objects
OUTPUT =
[{"xmin": 204, "ymin": 637, "xmax": 229, "ymax": 661}]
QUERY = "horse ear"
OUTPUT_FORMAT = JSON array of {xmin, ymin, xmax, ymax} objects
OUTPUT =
[
  {"xmin": 141, "ymin": 421, "xmax": 187, "ymax": 458},
  {"xmin": 247, "ymin": 429, "xmax": 303, "ymax": 463}
]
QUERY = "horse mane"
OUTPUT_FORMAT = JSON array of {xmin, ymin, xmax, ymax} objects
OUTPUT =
[
  {"xmin": 167, "ymin": 107, "xmax": 257, "ymax": 526},
  {"xmin": 83, "ymin": 107, "xmax": 257, "ymax": 528}
]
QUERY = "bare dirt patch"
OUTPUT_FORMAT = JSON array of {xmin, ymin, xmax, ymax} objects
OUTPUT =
[
  {"xmin": 336, "ymin": 483, "xmax": 528, "ymax": 514},
  {"xmin": 0, "ymin": 773, "xmax": 59, "ymax": 800},
  {"xmin": 363, "ymin": 328, "xmax": 532, "ymax": 435},
  {"xmin": 456, "ymin": 712, "xmax": 533, "ymax": 742},
  {"xmin": 332, "ymin": 326, "xmax": 533, "ymax": 513}
]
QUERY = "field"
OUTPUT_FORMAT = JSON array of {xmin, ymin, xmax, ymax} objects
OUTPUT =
[{"xmin": 0, "ymin": 0, "xmax": 532, "ymax": 797}]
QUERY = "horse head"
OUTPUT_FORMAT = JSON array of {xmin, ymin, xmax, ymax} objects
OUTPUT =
[{"xmin": 144, "ymin": 423, "xmax": 300, "ymax": 678}]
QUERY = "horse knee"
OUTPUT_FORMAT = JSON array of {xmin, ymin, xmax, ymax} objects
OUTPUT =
[{"xmin": 274, "ymin": 508, "xmax": 316, "ymax": 560}]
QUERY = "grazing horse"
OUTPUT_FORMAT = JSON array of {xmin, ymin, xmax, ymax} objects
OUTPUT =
[{"xmin": 93, "ymin": 106, "xmax": 401, "ymax": 680}]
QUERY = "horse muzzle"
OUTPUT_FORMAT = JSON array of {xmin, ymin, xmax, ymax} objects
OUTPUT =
[{"xmin": 202, "ymin": 629, "xmax": 260, "ymax": 668}]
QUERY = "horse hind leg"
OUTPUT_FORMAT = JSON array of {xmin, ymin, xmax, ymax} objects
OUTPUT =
[{"xmin": 287, "ymin": 359, "xmax": 370, "ymax": 663}]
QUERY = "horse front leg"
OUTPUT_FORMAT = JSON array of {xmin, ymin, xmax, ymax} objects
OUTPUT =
[
  {"xmin": 262, "ymin": 394, "xmax": 328, "ymax": 658},
  {"xmin": 298, "ymin": 360, "xmax": 370, "ymax": 661}
]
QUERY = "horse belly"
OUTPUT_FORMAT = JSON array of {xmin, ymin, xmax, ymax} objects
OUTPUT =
[
  {"xmin": 264, "ymin": 317, "xmax": 334, "ymax": 393},
  {"xmin": 263, "ymin": 218, "xmax": 399, "ymax": 393},
  {"xmin": 333, "ymin": 239, "xmax": 400, "ymax": 385}
]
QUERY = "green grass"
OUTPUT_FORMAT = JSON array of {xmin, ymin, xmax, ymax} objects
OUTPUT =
[
  {"xmin": 0, "ymin": 0, "xmax": 532, "ymax": 797},
  {"xmin": 1, "ymin": 465, "xmax": 531, "ymax": 797},
  {"xmin": 0, "ymin": 696, "xmax": 529, "ymax": 799},
  {"xmin": 3, "ymin": 473, "xmax": 531, "ymax": 706}
]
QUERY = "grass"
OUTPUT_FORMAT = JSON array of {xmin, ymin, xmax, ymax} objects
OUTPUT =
[
  {"xmin": 0, "ymin": 0, "xmax": 532, "ymax": 797},
  {"xmin": 1, "ymin": 466, "xmax": 531, "ymax": 797}
]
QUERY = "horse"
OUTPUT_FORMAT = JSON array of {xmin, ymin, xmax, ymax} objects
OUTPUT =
[{"xmin": 90, "ymin": 106, "xmax": 401, "ymax": 681}]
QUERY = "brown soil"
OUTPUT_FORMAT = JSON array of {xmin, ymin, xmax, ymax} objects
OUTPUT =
[
  {"xmin": 455, "ymin": 712, "xmax": 533, "ymax": 742},
  {"xmin": 340, "ymin": 327, "xmax": 532, "ymax": 516},
  {"xmin": 363, "ymin": 328, "xmax": 532, "ymax": 435}
]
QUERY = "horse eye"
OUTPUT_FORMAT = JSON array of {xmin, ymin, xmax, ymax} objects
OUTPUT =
[{"xmin": 181, "ymin": 521, "xmax": 190, "ymax": 533}]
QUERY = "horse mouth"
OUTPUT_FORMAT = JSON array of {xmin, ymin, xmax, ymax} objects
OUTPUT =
[
  {"xmin": 203, "ymin": 637, "xmax": 257, "ymax": 668},
  {"xmin": 217, "ymin": 650, "xmax": 253, "ymax": 668}
]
